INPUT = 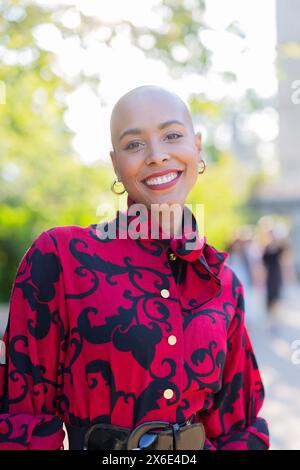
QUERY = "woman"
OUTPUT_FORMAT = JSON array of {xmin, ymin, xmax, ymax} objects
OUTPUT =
[
  {"xmin": 262, "ymin": 229, "xmax": 285, "ymax": 314},
  {"xmin": 0, "ymin": 85, "xmax": 269, "ymax": 450}
]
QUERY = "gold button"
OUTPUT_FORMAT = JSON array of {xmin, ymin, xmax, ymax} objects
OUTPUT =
[
  {"xmin": 168, "ymin": 252, "xmax": 177, "ymax": 261},
  {"xmin": 163, "ymin": 389, "xmax": 174, "ymax": 400},
  {"xmin": 168, "ymin": 335, "xmax": 177, "ymax": 346},
  {"xmin": 160, "ymin": 289, "xmax": 170, "ymax": 298}
]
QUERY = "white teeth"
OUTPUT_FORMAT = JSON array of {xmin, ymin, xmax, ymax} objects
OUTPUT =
[{"xmin": 144, "ymin": 171, "xmax": 179, "ymax": 186}]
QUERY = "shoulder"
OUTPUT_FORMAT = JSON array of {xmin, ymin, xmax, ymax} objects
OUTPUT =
[
  {"xmin": 20, "ymin": 224, "xmax": 104, "ymax": 266},
  {"xmin": 30, "ymin": 221, "xmax": 127, "ymax": 260},
  {"xmin": 203, "ymin": 241, "xmax": 230, "ymax": 280},
  {"xmin": 26, "ymin": 224, "xmax": 94, "ymax": 253},
  {"xmin": 204, "ymin": 241, "xmax": 244, "ymax": 299},
  {"xmin": 45, "ymin": 224, "xmax": 94, "ymax": 243}
]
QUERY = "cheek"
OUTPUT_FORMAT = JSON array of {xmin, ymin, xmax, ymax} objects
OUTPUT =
[
  {"xmin": 185, "ymin": 154, "xmax": 198, "ymax": 180},
  {"xmin": 186, "ymin": 169, "xmax": 198, "ymax": 193},
  {"xmin": 178, "ymin": 144, "xmax": 197, "ymax": 167},
  {"xmin": 118, "ymin": 156, "xmax": 141, "ymax": 180}
]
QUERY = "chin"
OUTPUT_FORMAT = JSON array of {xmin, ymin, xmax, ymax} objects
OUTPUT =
[
  {"xmin": 153, "ymin": 196, "xmax": 185, "ymax": 208},
  {"xmin": 136, "ymin": 187, "xmax": 187, "ymax": 208}
]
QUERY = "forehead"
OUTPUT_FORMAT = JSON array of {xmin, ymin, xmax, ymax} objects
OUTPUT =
[{"xmin": 111, "ymin": 91, "xmax": 192, "ymax": 140}]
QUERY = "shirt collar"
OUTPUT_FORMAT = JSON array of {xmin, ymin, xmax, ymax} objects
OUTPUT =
[
  {"xmin": 122, "ymin": 195, "xmax": 228, "ymax": 310},
  {"xmin": 125, "ymin": 195, "xmax": 206, "ymax": 262}
]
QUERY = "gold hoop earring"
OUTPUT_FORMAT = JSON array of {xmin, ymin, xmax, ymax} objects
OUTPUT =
[
  {"xmin": 198, "ymin": 159, "xmax": 206, "ymax": 174},
  {"xmin": 111, "ymin": 179, "xmax": 126, "ymax": 195}
]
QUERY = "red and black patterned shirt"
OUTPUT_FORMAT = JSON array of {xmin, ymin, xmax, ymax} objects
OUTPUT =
[{"xmin": 0, "ymin": 196, "xmax": 269, "ymax": 450}]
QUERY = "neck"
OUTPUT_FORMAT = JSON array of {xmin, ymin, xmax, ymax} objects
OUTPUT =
[
  {"xmin": 126, "ymin": 195, "xmax": 188, "ymax": 240},
  {"xmin": 150, "ymin": 203, "xmax": 184, "ymax": 239}
]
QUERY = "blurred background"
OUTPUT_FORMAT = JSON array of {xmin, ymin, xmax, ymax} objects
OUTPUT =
[{"xmin": 0, "ymin": 0, "xmax": 300, "ymax": 449}]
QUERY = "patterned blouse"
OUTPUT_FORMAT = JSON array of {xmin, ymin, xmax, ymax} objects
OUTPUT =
[{"xmin": 0, "ymin": 196, "xmax": 269, "ymax": 450}]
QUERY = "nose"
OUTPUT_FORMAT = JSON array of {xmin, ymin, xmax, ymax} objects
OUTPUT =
[{"xmin": 145, "ymin": 140, "xmax": 170, "ymax": 165}]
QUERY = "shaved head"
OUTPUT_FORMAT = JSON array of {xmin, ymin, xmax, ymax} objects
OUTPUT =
[{"xmin": 110, "ymin": 85, "xmax": 195, "ymax": 151}]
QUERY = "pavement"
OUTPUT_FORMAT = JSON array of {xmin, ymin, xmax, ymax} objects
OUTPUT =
[
  {"xmin": 246, "ymin": 284, "xmax": 300, "ymax": 450},
  {"xmin": 1, "ymin": 285, "xmax": 300, "ymax": 450},
  {"xmin": 0, "ymin": 305, "xmax": 8, "ymax": 338}
]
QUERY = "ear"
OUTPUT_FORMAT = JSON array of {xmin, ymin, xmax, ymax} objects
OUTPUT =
[
  {"xmin": 110, "ymin": 149, "xmax": 119, "ymax": 179},
  {"xmin": 194, "ymin": 132, "xmax": 202, "ymax": 158}
]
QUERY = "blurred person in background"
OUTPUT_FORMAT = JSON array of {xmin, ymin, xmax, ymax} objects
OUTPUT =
[
  {"xmin": 227, "ymin": 226, "xmax": 264, "ymax": 333},
  {"xmin": 262, "ymin": 227, "xmax": 288, "ymax": 326}
]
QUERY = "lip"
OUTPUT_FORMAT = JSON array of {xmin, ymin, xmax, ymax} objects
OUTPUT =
[
  {"xmin": 142, "ymin": 169, "xmax": 183, "ymax": 191},
  {"xmin": 142, "ymin": 168, "xmax": 183, "ymax": 182}
]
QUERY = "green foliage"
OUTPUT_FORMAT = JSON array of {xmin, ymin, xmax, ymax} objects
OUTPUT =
[
  {"xmin": 0, "ymin": 0, "xmax": 259, "ymax": 301},
  {"xmin": 187, "ymin": 153, "xmax": 250, "ymax": 250},
  {"xmin": 0, "ymin": 0, "xmax": 114, "ymax": 301},
  {"xmin": 128, "ymin": 0, "xmax": 261, "ymax": 250},
  {"xmin": 129, "ymin": 0, "xmax": 210, "ymax": 76}
]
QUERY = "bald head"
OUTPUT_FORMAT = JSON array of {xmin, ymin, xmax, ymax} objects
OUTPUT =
[{"xmin": 110, "ymin": 85, "xmax": 195, "ymax": 151}]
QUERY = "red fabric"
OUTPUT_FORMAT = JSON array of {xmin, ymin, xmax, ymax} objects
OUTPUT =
[{"xmin": 0, "ymin": 196, "xmax": 269, "ymax": 449}]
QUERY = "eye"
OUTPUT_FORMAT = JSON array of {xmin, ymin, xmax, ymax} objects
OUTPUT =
[
  {"xmin": 125, "ymin": 141, "xmax": 142, "ymax": 150},
  {"xmin": 166, "ymin": 133, "xmax": 182, "ymax": 140}
]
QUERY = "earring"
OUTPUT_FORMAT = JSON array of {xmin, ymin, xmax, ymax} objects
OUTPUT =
[
  {"xmin": 198, "ymin": 159, "xmax": 206, "ymax": 174},
  {"xmin": 111, "ymin": 178, "xmax": 126, "ymax": 195}
]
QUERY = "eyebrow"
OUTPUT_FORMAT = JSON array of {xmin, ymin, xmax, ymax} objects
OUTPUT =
[{"xmin": 118, "ymin": 119, "xmax": 185, "ymax": 142}]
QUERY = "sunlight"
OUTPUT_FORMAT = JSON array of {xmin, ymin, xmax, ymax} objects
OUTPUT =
[{"xmin": 33, "ymin": 0, "xmax": 277, "ymax": 165}]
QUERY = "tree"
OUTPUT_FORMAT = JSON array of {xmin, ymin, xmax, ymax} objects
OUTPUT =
[
  {"xmin": 0, "ymin": 0, "xmax": 113, "ymax": 301},
  {"xmin": 128, "ymin": 0, "xmax": 254, "ymax": 247},
  {"xmin": 0, "ymin": 0, "xmax": 255, "ymax": 301}
]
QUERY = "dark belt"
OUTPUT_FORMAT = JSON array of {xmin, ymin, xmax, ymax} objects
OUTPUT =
[{"xmin": 66, "ymin": 418, "xmax": 206, "ymax": 450}]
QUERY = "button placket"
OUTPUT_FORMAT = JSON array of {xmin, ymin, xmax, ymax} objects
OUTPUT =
[{"xmin": 157, "ymin": 254, "xmax": 184, "ymax": 391}]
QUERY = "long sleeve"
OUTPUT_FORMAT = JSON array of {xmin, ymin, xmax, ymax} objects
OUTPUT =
[
  {"xmin": 0, "ymin": 230, "xmax": 67, "ymax": 450},
  {"xmin": 199, "ymin": 283, "xmax": 270, "ymax": 450}
]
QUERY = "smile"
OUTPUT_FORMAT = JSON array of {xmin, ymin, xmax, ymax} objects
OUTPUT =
[{"xmin": 143, "ymin": 171, "xmax": 183, "ymax": 190}]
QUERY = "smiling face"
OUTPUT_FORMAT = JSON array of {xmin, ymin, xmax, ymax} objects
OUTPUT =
[{"xmin": 110, "ymin": 86, "xmax": 202, "ymax": 209}]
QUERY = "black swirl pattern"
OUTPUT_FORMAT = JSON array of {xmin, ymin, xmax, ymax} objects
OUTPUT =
[{"xmin": 0, "ymin": 197, "xmax": 269, "ymax": 449}]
